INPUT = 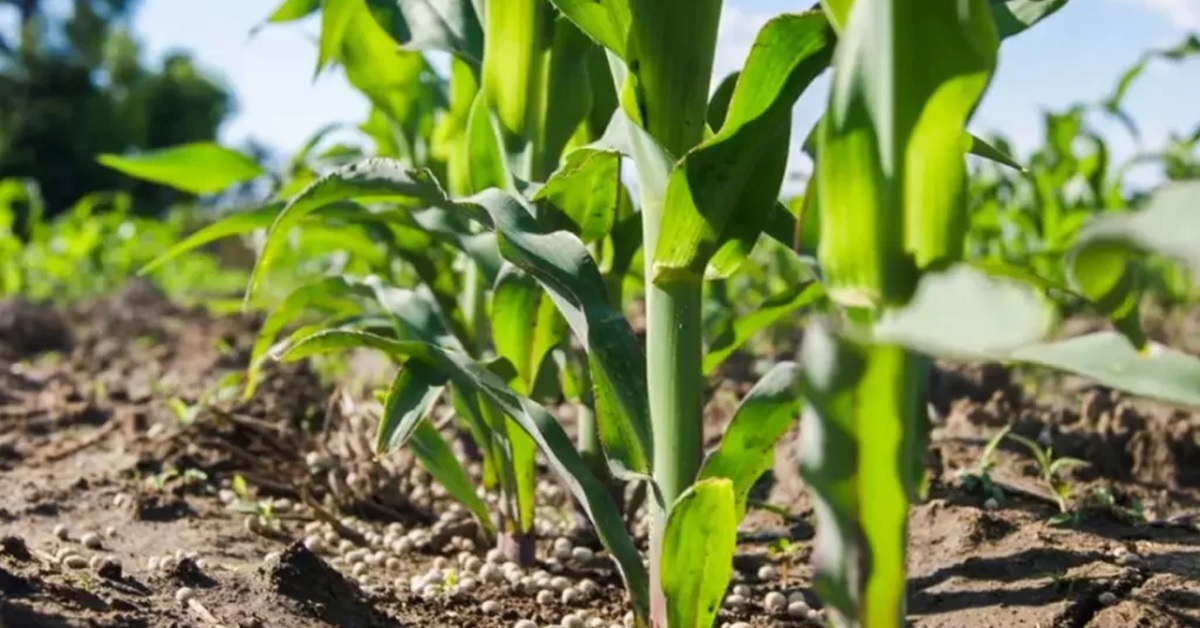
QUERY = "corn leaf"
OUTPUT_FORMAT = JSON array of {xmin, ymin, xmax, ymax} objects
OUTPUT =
[
  {"xmin": 137, "ymin": 204, "xmax": 281, "ymax": 275},
  {"xmin": 340, "ymin": 2, "xmax": 434, "ymax": 136},
  {"xmin": 97, "ymin": 143, "xmax": 263, "ymax": 195},
  {"xmin": 275, "ymin": 329, "xmax": 649, "ymax": 621},
  {"xmin": 698, "ymin": 363, "xmax": 804, "ymax": 519},
  {"xmin": 546, "ymin": 0, "xmax": 632, "ymax": 60},
  {"xmin": 653, "ymin": 12, "xmax": 833, "ymax": 283},
  {"xmin": 533, "ymin": 147, "xmax": 624, "ymax": 243},
  {"xmin": 377, "ymin": 361, "xmax": 446, "ymax": 452},
  {"xmin": 798, "ymin": 322, "xmax": 928, "ymax": 627},
  {"xmin": 317, "ymin": 0, "xmax": 357, "ymax": 76},
  {"xmin": 250, "ymin": 158, "xmax": 651, "ymax": 475},
  {"xmin": 703, "ymin": 281, "xmax": 825, "ymax": 375},
  {"xmin": 482, "ymin": 359, "xmax": 539, "ymax": 535},
  {"xmin": 491, "ymin": 263, "xmax": 568, "ymax": 393},
  {"xmin": 990, "ymin": 0, "xmax": 1072, "ymax": 39},
  {"xmin": 264, "ymin": 0, "xmax": 320, "ymax": 23},
  {"xmin": 1065, "ymin": 181, "xmax": 1200, "ymax": 350},
  {"xmin": 660, "ymin": 478, "xmax": 737, "ymax": 628},
  {"xmin": 365, "ymin": 0, "xmax": 484, "ymax": 65},
  {"xmin": 409, "ymin": 420, "xmax": 499, "ymax": 537},
  {"xmin": 873, "ymin": 263, "xmax": 1059, "ymax": 360},
  {"xmin": 1011, "ymin": 332, "xmax": 1200, "ymax": 408}
]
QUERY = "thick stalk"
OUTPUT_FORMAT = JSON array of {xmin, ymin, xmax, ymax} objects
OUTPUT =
[{"xmin": 622, "ymin": 5, "xmax": 721, "ymax": 624}]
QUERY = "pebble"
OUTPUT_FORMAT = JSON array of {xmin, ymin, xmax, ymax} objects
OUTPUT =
[
  {"xmin": 103, "ymin": 526, "xmax": 117, "ymax": 539},
  {"xmin": 729, "ymin": 623, "xmax": 752, "ymax": 628},
  {"xmin": 481, "ymin": 563, "xmax": 504, "ymax": 583},
  {"xmin": 537, "ymin": 589, "xmax": 556, "ymax": 605},
  {"xmin": 481, "ymin": 600, "xmax": 501, "ymax": 613},
  {"xmin": 561, "ymin": 614, "xmax": 585, "ymax": 628},
  {"xmin": 175, "ymin": 587, "xmax": 196, "ymax": 604},
  {"xmin": 561, "ymin": 588, "xmax": 581, "ymax": 605},
  {"xmin": 724, "ymin": 594, "xmax": 747, "ymax": 608},
  {"xmin": 61, "ymin": 554, "xmax": 88, "ymax": 569},
  {"xmin": 78, "ymin": 532, "xmax": 102, "ymax": 550},
  {"xmin": 53, "ymin": 524, "xmax": 69, "ymax": 540},
  {"xmin": 552, "ymin": 537, "xmax": 573, "ymax": 560},
  {"xmin": 1099, "ymin": 591, "xmax": 1118, "ymax": 606},
  {"xmin": 570, "ymin": 547, "xmax": 594, "ymax": 563},
  {"xmin": 787, "ymin": 600, "xmax": 810, "ymax": 617},
  {"xmin": 146, "ymin": 556, "xmax": 160, "ymax": 571},
  {"xmin": 732, "ymin": 584, "xmax": 751, "ymax": 597},
  {"xmin": 550, "ymin": 576, "xmax": 571, "ymax": 591},
  {"xmin": 764, "ymin": 591, "xmax": 787, "ymax": 612},
  {"xmin": 514, "ymin": 621, "xmax": 538, "ymax": 628},
  {"xmin": 984, "ymin": 497, "xmax": 1000, "ymax": 510},
  {"xmin": 464, "ymin": 556, "xmax": 484, "ymax": 573},
  {"xmin": 486, "ymin": 548, "xmax": 504, "ymax": 563},
  {"xmin": 577, "ymin": 579, "xmax": 598, "ymax": 595},
  {"xmin": 303, "ymin": 536, "xmax": 325, "ymax": 553},
  {"xmin": 457, "ymin": 577, "xmax": 478, "ymax": 592},
  {"xmin": 756, "ymin": 564, "xmax": 778, "ymax": 580}
]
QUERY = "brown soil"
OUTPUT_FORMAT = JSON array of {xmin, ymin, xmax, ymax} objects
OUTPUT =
[{"xmin": 2, "ymin": 282, "xmax": 1199, "ymax": 628}]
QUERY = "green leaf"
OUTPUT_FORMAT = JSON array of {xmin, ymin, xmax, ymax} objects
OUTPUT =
[
  {"xmin": 546, "ymin": 0, "xmax": 632, "ymax": 60},
  {"xmin": 698, "ymin": 363, "xmax": 804, "ymax": 519},
  {"xmin": 660, "ymin": 478, "xmax": 738, "ymax": 628},
  {"xmin": 969, "ymin": 133, "xmax": 1025, "ymax": 172},
  {"xmin": 251, "ymin": 159, "xmax": 652, "ymax": 476},
  {"xmin": 97, "ymin": 142, "xmax": 263, "ymax": 195},
  {"xmin": 409, "ymin": 420, "xmax": 498, "ymax": 537},
  {"xmin": 138, "ymin": 204, "xmax": 282, "ymax": 275},
  {"xmin": 652, "ymin": 12, "xmax": 834, "ymax": 283},
  {"xmin": 533, "ymin": 147, "xmax": 624, "ymax": 243},
  {"xmin": 872, "ymin": 263, "xmax": 1059, "ymax": 361},
  {"xmin": 703, "ymin": 281, "xmax": 825, "ymax": 375},
  {"xmin": 275, "ymin": 329, "xmax": 649, "ymax": 621},
  {"xmin": 491, "ymin": 263, "xmax": 568, "ymax": 393},
  {"xmin": 990, "ymin": 0, "xmax": 1072, "ymax": 39},
  {"xmin": 377, "ymin": 361, "xmax": 447, "ymax": 451},
  {"xmin": 340, "ymin": 2, "xmax": 436, "ymax": 132},
  {"xmin": 1011, "ymin": 332, "xmax": 1200, "ymax": 408},
  {"xmin": 1066, "ymin": 181, "xmax": 1200, "ymax": 350},
  {"xmin": 798, "ymin": 321, "xmax": 928, "ymax": 627},
  {"xmin": 365, "ymin": 0, "xmax": 485, "ymax": 65},
  {"xmin": 317, "ymin": 0, "xmax": 357, "ymax": 76},
  {"xmin": 265, "ymin": 0, "xmax": 320, "ymax": 23}
]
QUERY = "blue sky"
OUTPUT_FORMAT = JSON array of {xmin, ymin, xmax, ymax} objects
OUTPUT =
[{"xmin": 118, "ymin": 0, "xmax": 1199, "ymax": 183}]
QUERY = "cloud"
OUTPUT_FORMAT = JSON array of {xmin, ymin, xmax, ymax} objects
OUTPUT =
[{"xmin": 1121, "ymin": 0, "xmax": 1200, "ymax": 28}]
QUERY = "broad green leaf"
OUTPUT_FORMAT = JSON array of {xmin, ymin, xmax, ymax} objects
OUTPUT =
[
  {"xmin": 365, "ymin": 0, "xmax": 484, "ymax": 65},
  {"xmin": 873, "ymin": 263, "xmax": 1059, "ymax": 360},
  {"xmin": 1011, "ymin": 332, "xmax": 1200, "ymax": 408},
  {"xmin": 653, "ymin": 12, "xmax": 833, "ymax": 282},
  {"xmin": 1065, "ymin": 181, "xmax": 1200, "ymax": 350},
  {"xmin": 275, "ymin": 329, "xmax": 649, "ymax": 621},
  {"xmin": 491, "ymin": 264, "xmax": 568, "ymax": 393},
  {"xmin": 409, "ymin": 420, "xmax": 498, "ymax": 537},
  {"xmin": 251, "ymin": 159, "xmax": 651, "ymax": 475},
  {"xmin": 660, "ymin": 478, "xmax": 737, "ymax": 628},
  {"xmin": 990, "ymin": 0, "xmax": 1071, "ymax": 39},
  {"xmin": 798, "ymin": 321, "xmax": 928, "ymax": 627},
  {"xmin": 547, "ymin": 0, "xmax": 632, "ymax": 60},
  {"xmin": 703, "ymin": 281, "xmax": 825, "ymax": 375},
  {"xmin": 97, "ymin": 143, "xmax": 263, "ymax": 195},
  {"xmin": 533, "ymin": 148, "xmax": 624, "ymax": 243},
  {"xmin": 698, "ymin": 363, "xmax": 804, "ymax": 519},
  {"xmin": 340, "ymin": 2, "xmax": 434, "ymax": 135}
]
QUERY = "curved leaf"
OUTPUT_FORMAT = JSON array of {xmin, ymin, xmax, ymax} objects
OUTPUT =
[
  {"xmin": 660, "ymin": 478, "xmax": 737, "ymax": 628},
  {"xmin": 138, "ymin": 204, "xmax": 282, "ymax": 275},
  {"xmin": 366, "ymin": 0, "xmax": 484, "ymax": 65},
  {"xmin": 252, "ymin": 158, "xmax": 651, "ymax": 475},
  {"xmin": 698, "ymin": 363, "xmax": 804, "ymax": 519},
  {"xmin": 703, "ymin": 281, "xmax": 825, "ymax": 375},
  {"xmin": 1065, "ymin": 181, "xmax": 1200, "ymax": 350},
  {"xmin": 275, "ymin": 329, "xmax": 649, "ymax": 621},
  {"xmin": 546, "ymin": 0, "xmax": 632, "ymax": 60},
  {"xmin": 653, "ymin": 12, "xmax": 834, "ymax": 282},
  {"xmin": 97, "ymin": 142, "xmax": 263, "ymax": 195},
  {"xmin": 533, "ymin": 148, "xmax": 625, "ymax": 243},
  {"xmin": 409, "ymin": 420, "xmax": 498, "ymax": 537},
  {"xmin": 491, "ymin": 263, "xmax": 569, "ymax": 393},
  {"xmin": 990, "ymin": 0, "xmax": 1071, "ymax": 39}
]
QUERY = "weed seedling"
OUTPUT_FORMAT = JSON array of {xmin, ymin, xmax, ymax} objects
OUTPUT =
[
  {"xmin": 1005, "ymin": 432, "xmax": 1089, "ymax": 513},
  {"xmin": 956, "ymin": 425, "xmax": 1012, "ymax": 505}
]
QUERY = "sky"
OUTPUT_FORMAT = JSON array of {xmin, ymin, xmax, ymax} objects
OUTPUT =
[{"xmin": 102, "ymin": 0, "xmax": 1200, "ymax": 184}]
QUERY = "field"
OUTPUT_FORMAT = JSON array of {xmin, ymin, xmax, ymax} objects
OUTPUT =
[
  {"xmin": 2, "ymin": 281, "xmax": 1199, "ymax": 628},
  {"xmin": 4, "ymin": 1, "xmax": 1200, "ymax": 628}
]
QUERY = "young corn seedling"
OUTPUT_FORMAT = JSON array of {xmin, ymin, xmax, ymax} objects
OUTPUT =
[{"xmin": 1004, "ymin": 431, "xmax": 1089, "ymax": 514}]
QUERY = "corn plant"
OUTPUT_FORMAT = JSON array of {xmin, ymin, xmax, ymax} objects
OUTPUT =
[{"xmin": 128, "ymin": 1, "xmax": 1200, "ymax": 628}]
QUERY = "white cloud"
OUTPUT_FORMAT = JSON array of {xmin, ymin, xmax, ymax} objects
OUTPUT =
[{"xmin": 1120, "ymin": 0, "xmax": 1200, "ymax": 29}]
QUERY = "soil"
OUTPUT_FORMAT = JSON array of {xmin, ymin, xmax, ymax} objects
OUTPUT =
[{"xmin": 2, "ymin": 281, "xmax": 1199, "ymax": 628}]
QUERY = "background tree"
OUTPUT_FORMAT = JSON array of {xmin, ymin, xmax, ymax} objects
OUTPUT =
[{"xmin": 0, "ymin": 0, "xmax": 238, "ymax": 224}]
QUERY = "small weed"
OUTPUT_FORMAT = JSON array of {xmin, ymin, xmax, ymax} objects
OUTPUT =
[
  {"xmin": 1005, "ymin": 432, "xmax": 1089, "ymax": 514},
  {"xmin": 956, "ymin": 425, "xmax": 1011, "ymax": 506}
]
